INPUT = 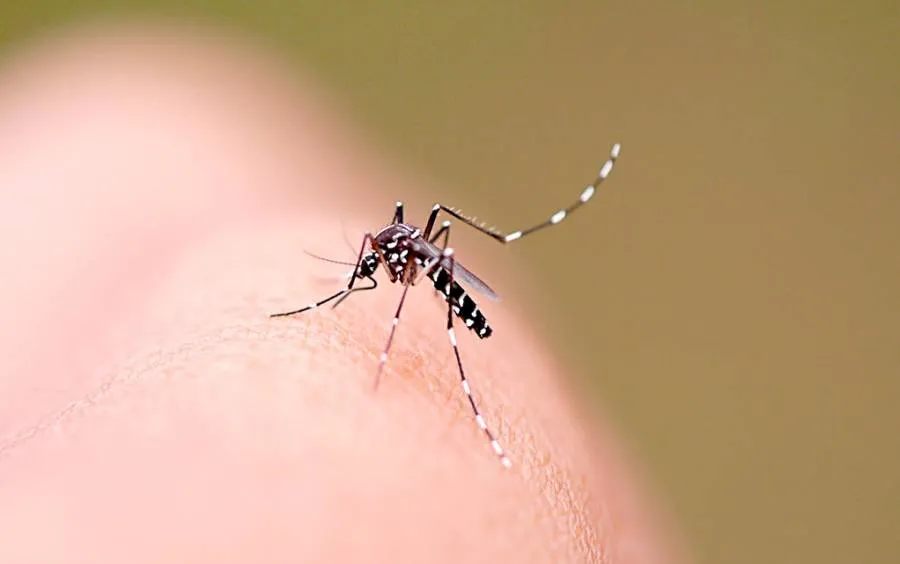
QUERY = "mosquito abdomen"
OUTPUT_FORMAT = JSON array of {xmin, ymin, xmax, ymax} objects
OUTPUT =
[{"xmin": 429, "ymin": 268, "xmax": 493, "ymax": 339}]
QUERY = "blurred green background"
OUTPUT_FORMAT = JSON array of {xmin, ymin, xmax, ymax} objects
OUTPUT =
[{"xmin": 3, "ymin": 2, "xmax": 897, "ymax": 563}]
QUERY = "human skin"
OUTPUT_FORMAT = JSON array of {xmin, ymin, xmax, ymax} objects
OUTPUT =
[{"xmin": 0, "ymin": 22, "xmax": 675, "ymax": 564}]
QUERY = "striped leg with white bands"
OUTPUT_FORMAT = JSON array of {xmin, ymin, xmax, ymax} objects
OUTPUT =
[
  {"xmin": 427, "ymin": 143, "xmax": 621, "ymax": 246},
  {"xmin": 374, "ymin": 282, "xmax": 412, "ymax": 390},
  {"xmin": 441, "ymin": 247, "xmax": 512, "ymax": 468}
]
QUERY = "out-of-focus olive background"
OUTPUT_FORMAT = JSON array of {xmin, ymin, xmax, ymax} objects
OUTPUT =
[{"xmin": 3, "ymin": 3, "xmax": 897, "ymax": 563}]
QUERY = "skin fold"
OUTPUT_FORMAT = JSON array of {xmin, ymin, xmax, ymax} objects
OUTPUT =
[{"xmin": 0, "ymin": 21, "xmax": 676, "ymax": 564}]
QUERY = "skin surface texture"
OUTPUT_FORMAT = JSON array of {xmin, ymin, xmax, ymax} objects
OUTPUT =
[{"xmin": 0, "ymin": 21, "xmax": 677, "ymax": 564}]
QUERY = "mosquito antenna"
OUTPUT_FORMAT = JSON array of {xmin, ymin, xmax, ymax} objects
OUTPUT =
[
  {"xmin": 303, "ymin": 249, "xmax": 357, "ymax": 267},
  {"xmin": 302, "ymin": 218, "xmax": 364, "ymax": 266},
  {"xmin": 340, "ymin": 218, "xmax": 356, "ymax": 255}
]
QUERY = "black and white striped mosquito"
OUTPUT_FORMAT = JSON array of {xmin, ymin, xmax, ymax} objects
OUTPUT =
[{"xmin": 271, "ymin": 143, "xmax": 621, "ymax": 468}]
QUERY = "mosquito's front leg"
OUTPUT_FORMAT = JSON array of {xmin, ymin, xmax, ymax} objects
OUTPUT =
[
  {"xmin": 373, "ymin": 259, "xmax": 415, "ymax": 390},
  {"xmin": 271, "ymin": 232, "xmax": 377, "ymax": 316}
]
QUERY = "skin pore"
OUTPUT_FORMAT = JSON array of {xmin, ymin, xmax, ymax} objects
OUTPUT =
[{"xmin": 0, "ymin": 21, "xmax": 676, "ymax": 563}]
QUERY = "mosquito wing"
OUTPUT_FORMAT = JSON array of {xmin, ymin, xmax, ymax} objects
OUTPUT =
[{"xmin": 413, "ymin": 239, "xmax": 500, "ymax": 301}]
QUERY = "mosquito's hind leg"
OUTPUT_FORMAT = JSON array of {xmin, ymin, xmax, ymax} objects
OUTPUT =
[{"xmin": 433, "ymin": 143, "xmax": 621, "ymax": 244}]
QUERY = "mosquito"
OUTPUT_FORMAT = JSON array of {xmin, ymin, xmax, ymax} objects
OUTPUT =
[{"xmin": 271, "ymin": 143, "xmax": 622, "ymax": 468}]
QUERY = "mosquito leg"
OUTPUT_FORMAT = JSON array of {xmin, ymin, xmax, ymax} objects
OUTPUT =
[
  {"xmin": 392, "ymin": 201, "xmax": 404, "ymax": 224},
  {"xmin": 270, "ymin": 232, "xmax": 376, "ymax": 317},
  {"xmin": 427, "ymin": 220, "xmax": 453, "ymax": 298},
  {"xmin": 422, "ymin": 204, "xmax": 440, "ymax": 238},
  {"xmin": 441, "ymin": 247, "xmax": 512, "ymax": 468},
  {"xmin": 434, "ymin": 143, "xmax": 621, "ymax": 244},
  {"xmin": 374, "ymin": 269, "xmax": 413, "ymax": 390},
  {"xmin": 270, "ymin": 276, "xmax": 377, "ymax": 317},
  {"xmin": 408, "ymin": 218, "xmax": 459, "ymax": 289},
  {"xmin": 428, "ymin": 220, "xmax": 452, "ymax": 249}
]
